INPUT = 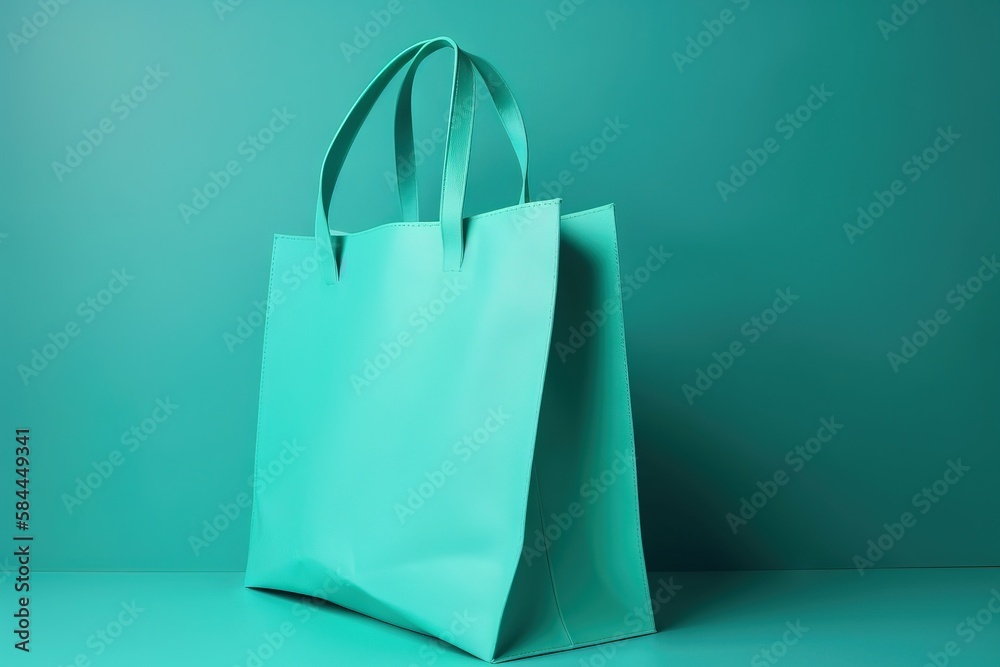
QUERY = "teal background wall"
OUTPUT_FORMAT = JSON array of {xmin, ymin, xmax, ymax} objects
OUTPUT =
[{"xmin": 1, "ymin": 0, "xmax": 996, "ymax": 573}]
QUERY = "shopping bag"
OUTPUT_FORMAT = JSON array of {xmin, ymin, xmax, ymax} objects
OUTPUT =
[{"xmin": 245, "ymin": 37, "xmax": 655, "ymax": 662}]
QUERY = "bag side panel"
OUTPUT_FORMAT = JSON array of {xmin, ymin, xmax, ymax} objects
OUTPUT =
[{"xmin": 524, "ymin": 205, "xmax": 655, "ymax": 650}]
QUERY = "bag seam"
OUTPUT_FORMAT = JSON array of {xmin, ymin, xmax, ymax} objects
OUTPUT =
[
  {"xmin": 532, "ymin": 468, "xmax": 575, "ymax": 645},
  {"xmin": 245, "ymin": 236, "xmax": 282, "ymax": 580},
  {"xmin": 606, "ymin": 203, "xmax": 656, "ymax": 628},
  {"xmin": 489, "ymin": 206, "xmax": 562, "ymax": 660}
]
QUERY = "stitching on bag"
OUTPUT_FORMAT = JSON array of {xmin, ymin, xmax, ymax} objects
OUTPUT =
[
  {"xmin": 559, "ymin": 203, "xmax": 613, "ymax": 221},
  {"xmin": 472, "ymin": 200, "xmax": 556, "ymax": 222},
  {"xmin": 246, "ymin": 236, "xmax": 282, "ymax": 576}
]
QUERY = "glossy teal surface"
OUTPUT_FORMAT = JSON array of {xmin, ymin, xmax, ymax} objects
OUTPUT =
[{"xmin": 1, "ymin": 0, "xmax": 996, "ymax": 575}]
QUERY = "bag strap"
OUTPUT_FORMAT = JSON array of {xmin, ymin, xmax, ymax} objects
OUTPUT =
[
  {"xmin": 314, "ymin": 37, "xmax": 476, "ymax": 283},
  {"xmin": 393, "ymin": 52, "xmax": 530, "ymax": 221}
]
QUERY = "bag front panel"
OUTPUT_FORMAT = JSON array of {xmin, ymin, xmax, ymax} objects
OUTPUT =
[{"xmin": 246, "ymin": 200, "xmax": 561, "ymax": 661}]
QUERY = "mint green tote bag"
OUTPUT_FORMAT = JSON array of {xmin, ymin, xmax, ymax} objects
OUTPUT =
[{"xmin": 245, "ymin": 37, "xmax": 655, "ymax": 662}]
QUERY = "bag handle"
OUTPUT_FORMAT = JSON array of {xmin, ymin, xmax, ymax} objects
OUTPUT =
[
  {"xmin": 393, "ymin": 52, "xmax": 530, "ymax": 221},
  {"xmin": 315, "ymin": 37, "xmax": 476, "ymax": 283}
]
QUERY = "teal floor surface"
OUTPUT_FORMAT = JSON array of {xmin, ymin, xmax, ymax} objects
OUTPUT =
[{"xmin": 20, "ymin": 568, "xmax": 1000, "ymax": 666}]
